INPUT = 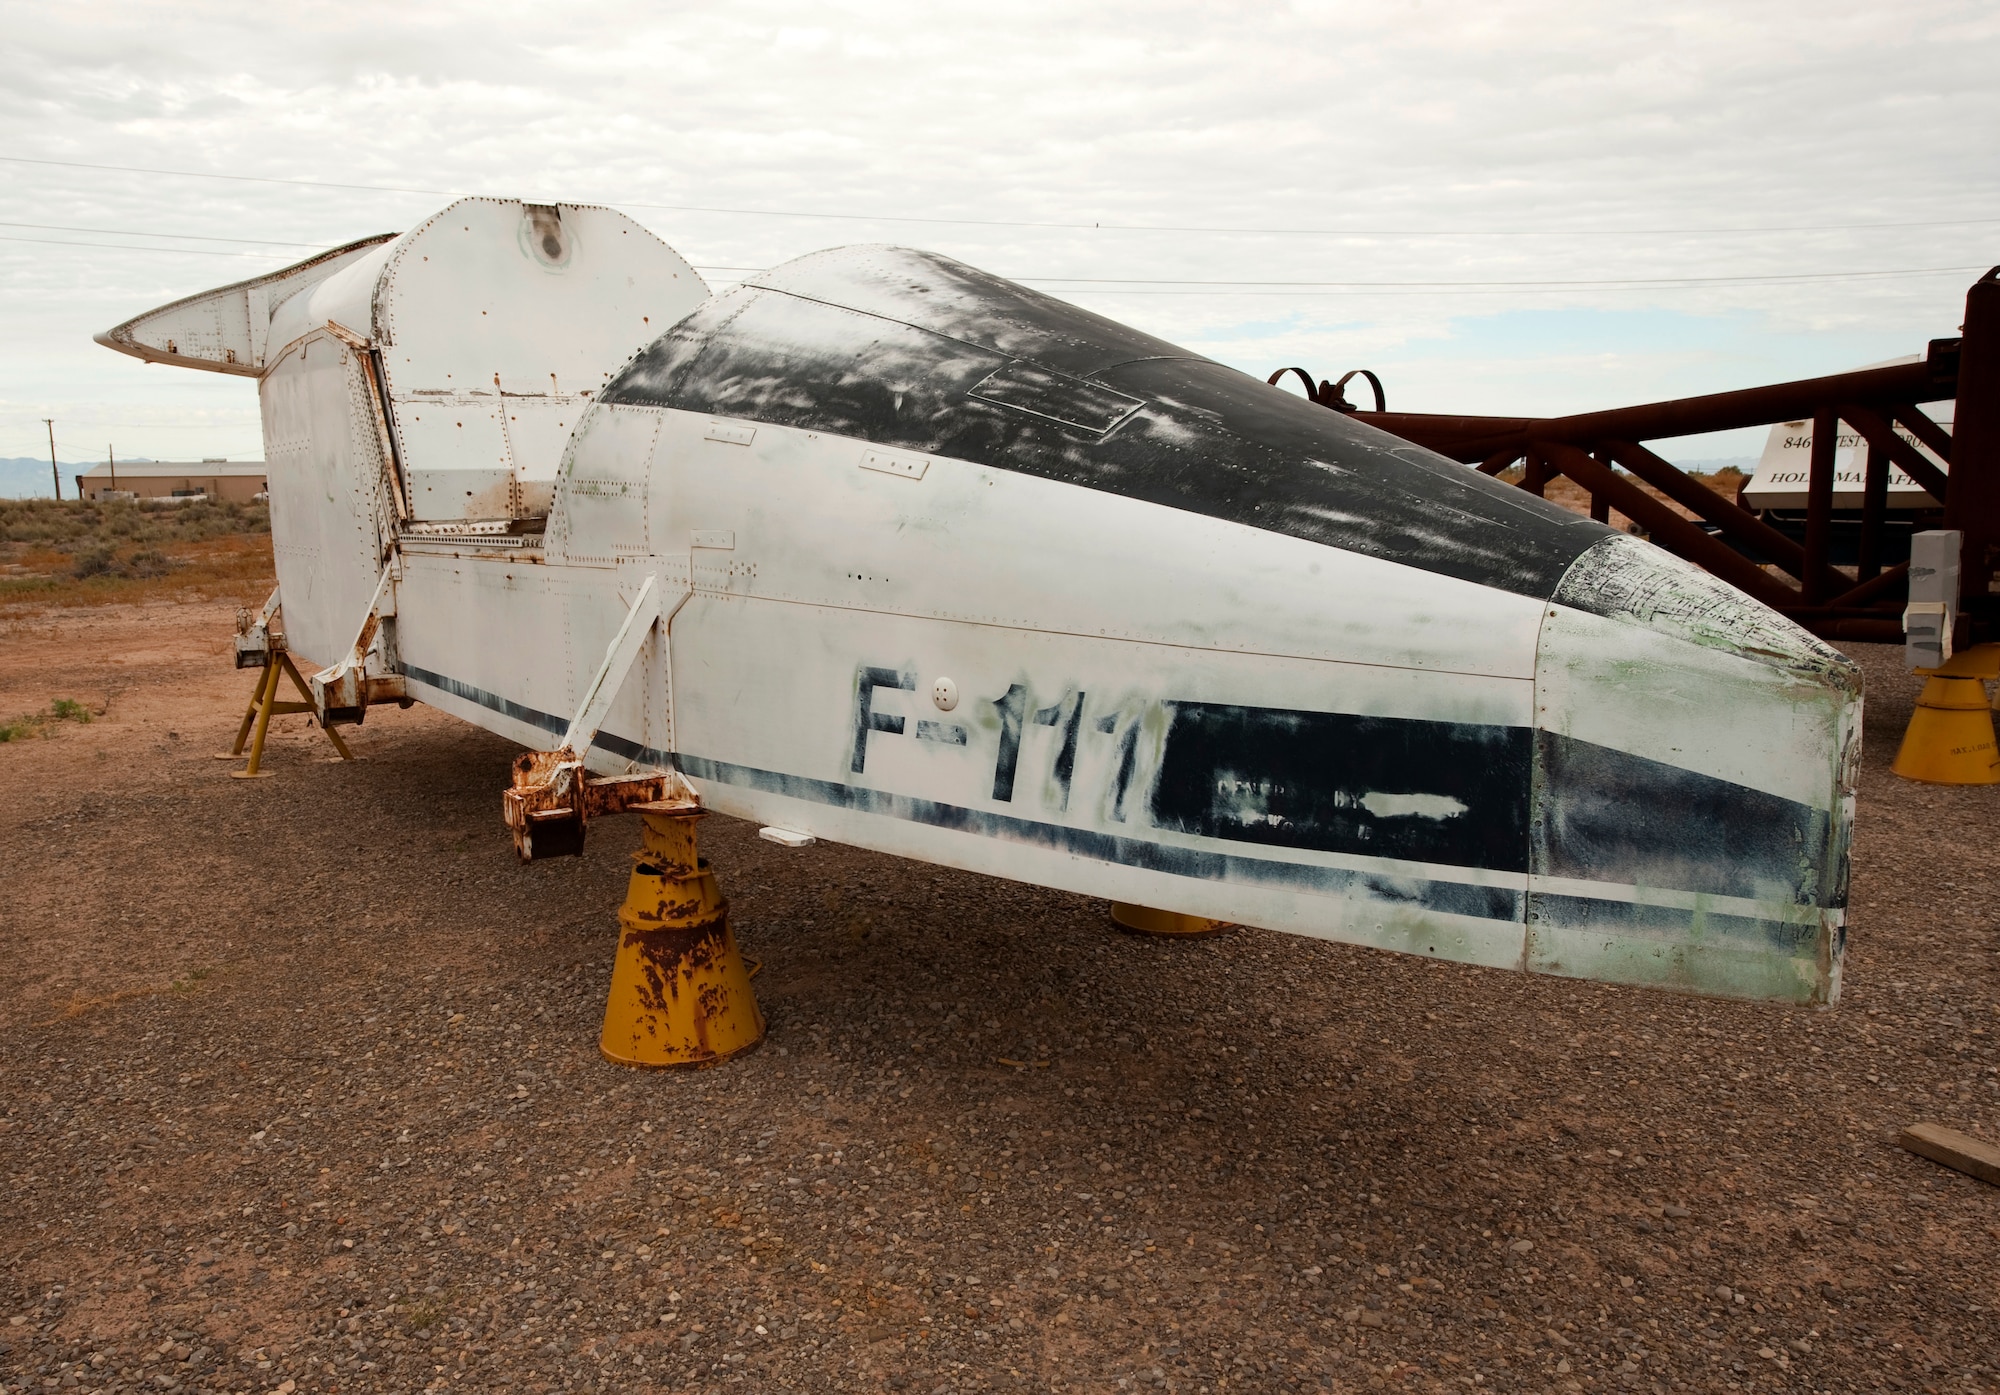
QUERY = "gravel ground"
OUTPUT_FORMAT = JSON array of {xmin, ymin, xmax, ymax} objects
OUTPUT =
[{"xmin": 2, "ymin": 600, "xmax": 1997, "ymax": 1395}]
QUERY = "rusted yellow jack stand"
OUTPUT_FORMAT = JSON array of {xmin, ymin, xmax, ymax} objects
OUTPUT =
[
  {"xmin": 506, "ymin": 760, "xmax": 767, "ymax": 1068},
  {"xmin": 217, "ymin": 591, "xmax": 353, "ymax": 778},
  {"xmin": 601, "ymin": 795, "xmax": 766, "ymax": 1068},
  {"xmin": 1892, "ymin": 642, "xmax": 2000, "ymax": 785},
  {"xmin": 501, "ymin": 573, "xmax": 765, "ymax": 1067},
  {"xmin": 1110, "ymin": 902, "xmax": 1234, "ymax": 938}
]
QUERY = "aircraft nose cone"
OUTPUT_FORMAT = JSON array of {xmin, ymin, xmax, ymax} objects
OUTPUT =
[{"xmin": 1526, "ymin": 535, "xmax": 1859, "ymax": 1004}]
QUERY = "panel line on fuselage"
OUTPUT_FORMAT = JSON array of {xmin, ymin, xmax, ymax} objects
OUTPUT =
[
  {"xmin": 401, "ymin": 661, "xmax": 1519, "ymax": 922},
  {"xmin": 398, "ymin": 661, "xmax": 1832, "ymax": 955}
]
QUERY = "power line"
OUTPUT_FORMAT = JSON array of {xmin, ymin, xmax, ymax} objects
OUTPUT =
[
  {"xmin": 621, "ymin": 263, "xmax": 1997, "ymax": 291},
  {"xmin": 1, "ymin": 155, "xmax": 452, "ymax": 200},
  {"xmin": 0, "ymin": 233, "xmax": 283, "ymax": 258},
  {"xmin": 0, "ymin": 219, "xmax": 328, "ymax": 247},
  {"xmin": 5, "ymin": 152, "xmax": 1997, "ymax": 240},
  {"xmin": 0, "ymin": 233, "xmax": 743, "ymax": 274},
  {"xmin": 1024, "ymin": 264, "xmax": 1991, "ymax": 289},
  {"xmin": 1, "ymin": 232, "xmax": 1983, "ymax": 292}
]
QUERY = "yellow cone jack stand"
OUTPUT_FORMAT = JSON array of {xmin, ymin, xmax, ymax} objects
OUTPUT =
[
  {"xmin": 1110, "ymin": 902, "xmax": 1234, "ymax": 938},
  {"xmin": 600, "ymin": 797, "xmax": 766, "ymax": 1069},
  {"xmin": 1892, "ymin": 643, "xmax": 2000, "ymax": 785},
  {"xmin": 501, "ymin": 573, "xmax": 764, "ymax": 1066}
]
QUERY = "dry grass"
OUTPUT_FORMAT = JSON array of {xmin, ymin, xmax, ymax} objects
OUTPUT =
[
  {"xmin": 0, "ymin": 695, "xmax": 100, "ymax": 743},
  {"xmin": 0, "ymin": 495, "xmax": 274, "ymax": 608},
  {"xmin": 0, "ymin": 494, "xmax": 268, "ymax": 551},
  {"xmin": 32, "ymin": 967, "xmax": 214, "ymax": 1028}
]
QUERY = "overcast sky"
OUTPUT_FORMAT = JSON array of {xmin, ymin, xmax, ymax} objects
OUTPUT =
[{"xmin": 2, "ymin": 0, "xmax": 1994, "ymax": 471}]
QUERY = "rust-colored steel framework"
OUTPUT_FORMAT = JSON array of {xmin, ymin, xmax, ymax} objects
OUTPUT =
[{"xmin": 1276, "ymin": 269, "xmax": 2000, "ymax": 644}]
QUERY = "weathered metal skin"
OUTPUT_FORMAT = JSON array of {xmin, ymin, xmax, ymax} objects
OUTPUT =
[
  {"xmin": 602, "ymin": 246, "xmax": 1612, "ymax": 600},
  {"xmin": 99, "ymin": 202, "xmax": 1861, "ymax": 1007},
  {"xmin": 590, "ymin": 243, "xmax": 1859, "ymax": 1004}
]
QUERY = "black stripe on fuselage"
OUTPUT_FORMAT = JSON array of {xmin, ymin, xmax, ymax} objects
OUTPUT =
[
  {"xmin": 1150, "ymin": 700, "xmax": 1533, "ymax": 873},
  {"xmin": 400, "ymin": 662, "xmax": 1521, "ymax": 923},
  {"xmin": 400, "ymin": 664, "xmax": 1832, "ymax": 918},
  {"xmin": 1534, "ymin": 731, "xmax": 1839, "ymax": 908},
  {"xmin": 1529, "ymin": 890, "xmax": 1826, "ymax": 957},
  {"xmin": 405, "ymin": 662, "xmax": 565, "ymax": 738},
  {"xmin": 675, "ymin": 751, "xmax": 1523, "ymax": 924},
  {"xmin": 600, "ymin": 246, "xmax": 1610, "ymax": 600}
]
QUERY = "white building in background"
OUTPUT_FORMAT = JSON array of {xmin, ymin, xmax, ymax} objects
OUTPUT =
[
  {"xmin": 73, "ymin": 458, "xmax": 268, "ymax": 503},
  {"xmin": 1740, "ymin": 355, "xmax": 1951, "ymax": 511}
]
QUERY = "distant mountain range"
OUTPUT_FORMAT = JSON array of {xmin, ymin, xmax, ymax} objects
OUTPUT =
[{"xmin": 0, "ymin": 457, "xmax": 127, "ymax": 499}]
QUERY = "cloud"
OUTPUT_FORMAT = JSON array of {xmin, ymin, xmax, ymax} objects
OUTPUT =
[{"xmin": 0, "ymin": 0, "xmax": 1993, "ymax": 459}]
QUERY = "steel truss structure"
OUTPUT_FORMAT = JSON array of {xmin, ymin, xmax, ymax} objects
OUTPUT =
[{"xmin": 1277, "ymin": 269, "xmax": 2000, "ymax": 644}]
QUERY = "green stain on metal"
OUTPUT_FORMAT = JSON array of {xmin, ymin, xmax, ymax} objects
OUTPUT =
[{"xmin": 1526, "ymin": 908, "xmax": 1831, "ymax": 1005}]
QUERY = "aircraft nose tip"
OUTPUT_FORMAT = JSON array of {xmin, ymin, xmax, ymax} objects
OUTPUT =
[
  {"xmin": 1528, "ymin": 535, "xmax": 1858, "ymax": 1004},
  {"xmin": 1552, "ymin": 533, "xmax": 1860, "ymax": 693}
]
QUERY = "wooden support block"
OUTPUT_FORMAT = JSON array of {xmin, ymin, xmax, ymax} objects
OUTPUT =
[{"xmin": 1897, "ymin": 1122, "xmax": 2000, "ymax": 1187}]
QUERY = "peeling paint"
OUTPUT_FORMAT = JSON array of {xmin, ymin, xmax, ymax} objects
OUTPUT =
[{"xmin": 111, "ymin": 202, "xmax": 1866, "ymax": 1012}]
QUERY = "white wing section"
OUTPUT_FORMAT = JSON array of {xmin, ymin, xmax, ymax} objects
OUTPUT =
[
  {"xmin": 93, "ymin": 235, "xmax": 398, "ymax": 376},
  {"xmin": 97, "ymin": 197, "xmax": 711, "ymax": 664}
]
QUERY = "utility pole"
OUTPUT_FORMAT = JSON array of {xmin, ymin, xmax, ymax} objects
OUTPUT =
[
  {"xmin": 108, "ymin": 444, "xmax": 118, "ymax": 496},
  {"xmin": 43, "ymin": 419, "xmax": 60, "ymax": 500}
]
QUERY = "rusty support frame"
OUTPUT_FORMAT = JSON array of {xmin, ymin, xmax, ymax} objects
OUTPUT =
[
  {"xmin": 1351, "ymin": 348, "xmax": 1953, "ymax": 464},
  {"xmin": 1600, "ymin": 439, "xmax": 1834, "ymax": 592},
  {"xmin": 1893, "ymin": 406, "xmax": 1954, "ymax": 464},
  {"xmin": 1802, "ymin": 617, "xmax": 1907, "ymax": 642},
  {"xmin": 1588, "ymin": 463, "xmax": 1610, "ymax": 524},
  {"xmin": 1521, "ymin": 449, "xmax": 1551, "ymax": 498},
  {"xmin": 1841, "ymin": 404, "xmax": 1950, "ymax": 503},
  {"xmin": 1419, "ymin": 350, "xmax": 1956, "ymax": 464},
  {"xmin": 1827, "ymin": 561, "xmax": 1911, "ymax": 612},
  {"xmin": 1534, "ymin": 442, "xmax": 1796, "ymax": 608},
  {"xmin": 1287, "ymin": 270, "xmax": 2000, "ymax": 643},
  {"xmin": 1945, "ymin": 270, "xmax": 2000, "ymax": 601},
  {"xmin": 1803, "ymin": 411, "xmax": 1837, "ymax": 606},
  {"xmin": 1858, "ymin": 443, "xmax": 1889, "ymax": 583}
]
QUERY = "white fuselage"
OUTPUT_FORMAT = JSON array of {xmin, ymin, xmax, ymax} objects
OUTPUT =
[{"xmin": 98, "ymin": 198, "xmax": 1860, "ymax": 1008}]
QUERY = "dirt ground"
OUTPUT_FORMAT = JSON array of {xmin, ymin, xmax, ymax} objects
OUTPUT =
[{"xmin": 2, "ymin": 599, "xmax": 1996, "ymax": 1395}]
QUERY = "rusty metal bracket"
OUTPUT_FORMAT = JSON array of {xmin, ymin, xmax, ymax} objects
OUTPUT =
[
  {"xmin": 1324, "ymin": 369, "xmax": 1385, "ymax": 414},
  {"xmin": 502, "ymin": 573, "xmax": 691, "ymax": 861},
  {"xmin": 310, "ymin": 562, "xmax": 409, "ymax": 726},
  {"xmin": 1265, "ymin": 367, "xmax": 1321, "ymax": 404},
  {"xmin": 503, "ymin": 756, "xmax": 689, "ymax": 860},
  {"xmin": 234, "ymin": 584, "xmax": 282, "ymax": 669}
]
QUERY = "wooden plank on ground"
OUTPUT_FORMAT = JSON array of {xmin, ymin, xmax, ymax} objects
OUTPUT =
[{"xmin": 1897, "ymin": 1122, "xmax": 2000, "ymax": 1186}]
